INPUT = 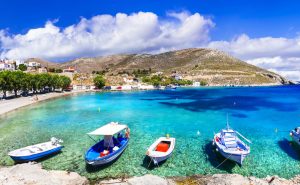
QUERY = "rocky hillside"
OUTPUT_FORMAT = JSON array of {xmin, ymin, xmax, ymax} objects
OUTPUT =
[{"xmin": 26, "ymin": 48, "xmax": 291, "ymax": 86}]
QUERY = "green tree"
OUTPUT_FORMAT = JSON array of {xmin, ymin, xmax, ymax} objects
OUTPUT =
[
  {"xmin": 60, "ymin": 76, "xmax": 72, "ymax": 90},
  {"xmin": 18, "ymin": 64, "xmax": 27, "ymax": 71},
  {"xmin": 10, "ymin": 71, "xmax": 27, "ymax": 97},
  {"xmin": 0, "ymin": 71, "xmax": 13, "ymax": 98},
  {"xmin": 93, "ymin": 75, "xmax": 106, "ymax": 89}
]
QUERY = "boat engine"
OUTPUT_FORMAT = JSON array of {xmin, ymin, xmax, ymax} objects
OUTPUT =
[{"xmin": 51, "ymin": 137, "xmax": 63, "ymax": 145}]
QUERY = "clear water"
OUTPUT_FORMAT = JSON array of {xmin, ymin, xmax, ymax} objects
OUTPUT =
[{"xmin": 1, "ymin": 86, "xmax": 300, "ymax": 180}]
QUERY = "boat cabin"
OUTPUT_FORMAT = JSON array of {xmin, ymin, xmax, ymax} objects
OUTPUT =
[{"xmin": 220, "ymin": 129, "xmax": 238, "ymax": 148}]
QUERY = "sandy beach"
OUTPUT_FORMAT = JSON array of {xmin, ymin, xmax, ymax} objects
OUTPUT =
[{"xmin": 0, "ymin": 90, "xmax": 91, "ymax": 116}]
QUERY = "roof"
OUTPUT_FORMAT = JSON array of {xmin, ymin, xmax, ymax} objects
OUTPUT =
[{"xmin": 88, "ymin": 122, "xmax": 127, "ymax": 136}]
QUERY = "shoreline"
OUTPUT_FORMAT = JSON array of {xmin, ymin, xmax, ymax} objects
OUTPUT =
[
  {"xmin": 0, "ymin": 90, "xmax": 93, "ymax": 116},
  {"xmin": 1, "ymin": 163, "xmax": 299, "ymax": 185}
]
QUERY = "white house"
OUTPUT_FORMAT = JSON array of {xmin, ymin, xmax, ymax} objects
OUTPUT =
[
  {"xmin": 0, "ymin": 61, "xmax": 15, "ymax": 71},
  {"xmin": 193, "ymin": 81, "xmax": 200, "ymax": 87},
  {"xmin": 27, "ymin": 61, "xmax": 41, "ymax": 67}
]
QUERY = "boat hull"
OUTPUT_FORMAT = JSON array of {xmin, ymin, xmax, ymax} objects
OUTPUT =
[
  {"xmin": 148, "ymin": 152, "xmax": 172, "ymax": 164},
  {"xmin": 146, "ymin": 137, "xmax": 176, "ymax": 165},
  {"xmin": 217, "ymin": 146, "xmax": 248, "ymax": 165},
  {"xmin": 290, "ymin": 130, "xmax": 300, "ymax": 145},
  {"xmin": 85, "ymin": 139, "xmax": 129, "ymax": 166},
  {"xmin": 9, "ymin": 146, "xmax": 63, "ymax": 162}
]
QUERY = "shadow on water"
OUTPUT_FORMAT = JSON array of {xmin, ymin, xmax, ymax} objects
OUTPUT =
[
  {"xmin": 141, "ymin": 156, "xmax": 167, "ymax": 170},
  {"xmin": 203, "ymin": 141, "xmax": 236, "ymax": 173},
  {"xmin": 85, "ymin": 155, "xmax": 121, "ymax": 172},
  {"xmin": 278, "ymin": 138, "xmax": 300, "ymax": 160},
  {"xmin": 141, "ymin": 89, "xmax": 298, "ymax": 113}
]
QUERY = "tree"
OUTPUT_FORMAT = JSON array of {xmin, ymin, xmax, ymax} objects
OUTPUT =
[
  {"xmin": 18, "ymin": 64, "xmax": 27, "ymax": 71},
  {"xmin": 0, "ymin": 71, "xmax": 13, "ymax": 98},
  {"xmin": 60, "ymin": 76, "xmax": 72, "ymax": 90},
  {"xmin": 93, "ymin": 75, "xmax": 106, "ymax": 89},
  {"xmin": 10, "ymin": 71, "xmax": 26, "ymax": 97}
]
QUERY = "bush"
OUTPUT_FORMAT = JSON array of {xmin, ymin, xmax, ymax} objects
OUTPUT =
[
  {"xmin": 18, "ymin": 64, "xmax": 27, "ymax": 71},
  {"xmin": 93, "ymin": 75, "xmax": 106, "ymax": 89}
]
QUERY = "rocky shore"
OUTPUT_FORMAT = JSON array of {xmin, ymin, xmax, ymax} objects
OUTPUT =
[{"xmin": 1, "ymin": 163, "xmax": 299, "ymax": 185}]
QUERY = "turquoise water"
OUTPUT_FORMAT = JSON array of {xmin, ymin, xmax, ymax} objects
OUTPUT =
[{"xmin": 1, "ymin": 86, "xmax": 300, "ymax": 180}]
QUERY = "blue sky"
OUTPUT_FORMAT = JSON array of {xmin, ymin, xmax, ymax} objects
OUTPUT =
[
  {"xmin": 1, "ymin": 0, "xmax": 300, "ymax": 40},
  {"xmin": 0, "ymin": 0, "xmax": 300, "ymax": 80}
]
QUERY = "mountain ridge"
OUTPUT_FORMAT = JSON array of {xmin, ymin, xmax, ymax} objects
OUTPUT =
[{"xmin": 26, "ymin": 48, "xmax": 291, "ymax": 86}]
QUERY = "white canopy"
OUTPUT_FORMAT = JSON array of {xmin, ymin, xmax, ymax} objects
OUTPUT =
[{"xmin": 88, "ymin": 122, "xmax": 128, "ymax": 136}]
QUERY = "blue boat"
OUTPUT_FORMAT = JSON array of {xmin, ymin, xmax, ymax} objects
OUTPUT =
[
  {"xmin": 8, "ymin": 137, "xmax": 63, "ymax": 162},
  {"xmin": 85, "ymin": 122, "xmax": 130, "ymax": 166}
]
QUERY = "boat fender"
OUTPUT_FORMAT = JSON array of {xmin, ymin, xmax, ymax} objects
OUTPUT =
[
  {"xmin": 290, "ymin": 132, "xmax": 293, "ymax": 137},
  {"xmin": 216, "ymin": 137, "xmax": 219, "ymax": 142},
  {"xmin": 216, "ymin": 148, "xmax": 219, "ymax": 152},
  {"xmin": 166, "ymin": 134, "xmax": 170, "ymax": 139},
  {"xmin": 125, "ymin": 128, "xmax": 130, "ymax": 138}
]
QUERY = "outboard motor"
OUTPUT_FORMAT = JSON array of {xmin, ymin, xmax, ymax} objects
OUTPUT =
[{"xmin": 51, "ymin": 137, "xmax": 63, "ymax": 145}]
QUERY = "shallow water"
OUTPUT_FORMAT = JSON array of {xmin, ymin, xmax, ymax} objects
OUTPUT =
[{"xmin": 1, "ymin": 86, "xmax": 300, "ymax": 180}]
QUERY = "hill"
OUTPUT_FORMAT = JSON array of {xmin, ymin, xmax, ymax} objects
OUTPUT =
[{"xmin": 26, "ymin": 48, "xmax": 291, "ymax": 86}]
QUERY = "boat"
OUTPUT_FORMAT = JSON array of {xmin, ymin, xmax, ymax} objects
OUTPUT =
[
  {"xmin": 213, "ymin": 118, "xmax": 251, "ymax": 165},
  {"xmin": 146, "ymin": 135, "xmax": 175, "ymax": 166},
  {"xmin": 165, "ymin": 85, "xmax": 177, "ymax": 89},
  {"xmin": 290, "ymin": 127, "xmax": 300, "ymax": 145},
  {"xmin": 85, "ymin": 122, "xmax": 130, "ymax": 166},
  {"xmin": 8, "ymin": 137, "xmax": 63, "ymax": 162}
]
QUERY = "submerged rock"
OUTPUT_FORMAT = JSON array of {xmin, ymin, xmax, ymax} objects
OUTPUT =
[{"xmin": 0, "ymin": 162, "xmax": 88, "ymax": 185}]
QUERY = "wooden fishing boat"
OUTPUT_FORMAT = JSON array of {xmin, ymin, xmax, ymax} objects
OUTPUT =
[
  {"xmin": 8, "ymin": 137, "xmax": 63, "ymax": 162},
  {"xmin": 146, "ymin": 136, "xmax": 175, "ymax": 165},
  {"xmin": 85, "ymin": 122, "xmax": 130, "ymax": 166},
  {"xmin": 213, "ymin": 119, "xmax": 251, "ymax": 165}
]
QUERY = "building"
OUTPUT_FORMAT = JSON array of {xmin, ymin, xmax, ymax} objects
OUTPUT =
[
  {"xmin": 193, "ymin": 81, "xmax": 200, "ymax": 87},
  {"xmin": 172, "ymin": 74, "xmax": 182, "ymax": 80},
  {"xmin": 0, "ymin": 62, "xmax": 15, "ymax": 71},
  {"xmin": 38, "ymin": 67, "xmax": 48, "ymax": 73},
  {"xmin": 27, "ymin": 61, "xmax": 41, "ymax": 67},
  {"xmin": 63, "ymin": 67, "xmax": 76, "ymax": 73}
]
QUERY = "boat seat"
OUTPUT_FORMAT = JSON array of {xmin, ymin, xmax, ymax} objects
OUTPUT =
[{"xmin": 156, "ymin": 143, "xmax": 169, "ymax": 152}]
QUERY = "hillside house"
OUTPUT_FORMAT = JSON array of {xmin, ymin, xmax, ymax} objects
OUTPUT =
[{"xmin": 63, "ymin": 67, "xmax": 76, "ymax": 73}]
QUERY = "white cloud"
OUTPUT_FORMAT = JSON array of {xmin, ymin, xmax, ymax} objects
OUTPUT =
[
  {"xmin": 1, "ymin": 11, "xmax": 300, "ymax": 81},
  {"xmin": 0, "ymin": 12, "xmax": 214, "ymax": 61},
  {"xmin": 208, "ymin": 34, "xmax": 300, "ymax": 81}
]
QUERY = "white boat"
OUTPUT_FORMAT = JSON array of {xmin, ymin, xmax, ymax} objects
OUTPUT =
[
  {"xmin": 213, "ymin": 119, "xmax": 251, "ymax": 165},
  {"xmin": 8, "ymin": 137, "xmax": 63, "ymax": 162},
  {"xmin": 290, "ymin": 127, "xmax": 300, "ymax": 145},
  {"xmin": 146, "ymin": 136, "xmax": 175, "ymax": 165}
]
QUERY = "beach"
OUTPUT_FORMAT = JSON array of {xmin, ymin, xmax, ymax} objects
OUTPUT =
[{"xmin": 0, "ymin": 90, "xmax": 92, "ymax": 116}]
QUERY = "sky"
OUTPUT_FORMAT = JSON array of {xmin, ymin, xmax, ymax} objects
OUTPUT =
[{"xmin": 0, "ymin": 0, "xmax": 300, "ymax": 81}]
